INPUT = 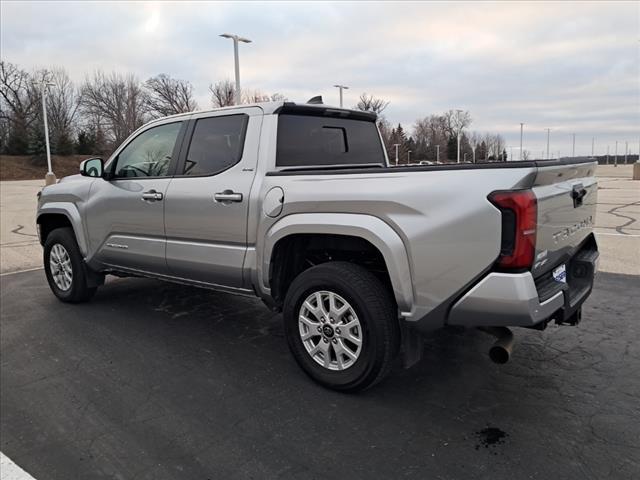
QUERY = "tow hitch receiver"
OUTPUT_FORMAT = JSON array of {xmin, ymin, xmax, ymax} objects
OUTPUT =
[{"xmin": 556, "ymin": 307, "xmax": 582, "ymax": 326}]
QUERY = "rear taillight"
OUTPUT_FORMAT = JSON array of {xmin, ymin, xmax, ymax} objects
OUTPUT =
[{"xmin": 488, "ymin": 190, "xmax": 537, "ymax": 270}]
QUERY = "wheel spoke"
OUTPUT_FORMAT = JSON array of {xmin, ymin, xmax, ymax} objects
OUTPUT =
[
  {"xmin": 336, "ymin": 339, "xmax": 358, "ymax": 361},
  {"xmin": 338, "ymin": 329, "xmax": 362, "ymax": 346},
  {"xmin": 315, "ymin": 292, "xmax": 330, "ymax": 318},
  {"xmin": 299, "ymin": 315, "xmax": 319, "ymax": 330},
  {"xmin": 300, "ymin": 329, "xmax": 320, "ymax": 341}
]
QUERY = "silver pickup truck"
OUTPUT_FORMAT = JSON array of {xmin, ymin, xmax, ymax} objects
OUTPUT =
[{"xmin": 37, "ymin": 101, "xmax": 599, "ymax": 391}]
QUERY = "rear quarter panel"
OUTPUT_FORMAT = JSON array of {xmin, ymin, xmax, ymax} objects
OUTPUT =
[{"xmin": 254, "ymin": 165, "xmax": 538, "ymax": 329}]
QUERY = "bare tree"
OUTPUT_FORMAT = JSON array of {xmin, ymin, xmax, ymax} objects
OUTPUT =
[
  {"xmin": 444, "ymin": 109, "xmax": 472, "ymax": 138},
  {"xmin": 0, "ymin": 61, "xmax": 39, "ymax": 154},
  {"xmin": 269, "ymin": 92, "xmax": 287, "ymax": 102},
  {"xmin": 209, "ymin": 80, "xmax": 235, "ymax": 107},
  {"xmin": 242, "ymin": 89, "xmax": 270, "ymax": 104},
  {"xmin": 42, "ymin": 67, "xmax": 81, "ymax": 154},
  {"xmin": 145, "ymin": 74, "xmax": 198, "ymax": 117},
  {"xmin": 80, "ymin": 71, "xmax": 149, "ymax": 147},
  {"xmin": 355, "ymin": 93, "xmax": 389, "ymax": 115},
  {"xmin": 522, "ymin": 149, "xmax": 531, "ymax": 161}
]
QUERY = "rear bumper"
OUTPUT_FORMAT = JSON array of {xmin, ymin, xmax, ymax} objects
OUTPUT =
[{"xmin": 448, "ymin": 239, "xmax": 599, "ymax": 328}]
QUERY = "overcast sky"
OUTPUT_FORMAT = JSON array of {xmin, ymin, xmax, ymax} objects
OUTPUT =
[{"xmin": 2, "ymin": 0, "xmax": 639, "ymax": 157}]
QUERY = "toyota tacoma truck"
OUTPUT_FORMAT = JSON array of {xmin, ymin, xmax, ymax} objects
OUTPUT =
[{"xmin": 37, "ymin": 100, "xmax": 599, "ymax": 391}]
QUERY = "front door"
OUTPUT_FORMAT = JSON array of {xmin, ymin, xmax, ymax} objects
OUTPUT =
[
  {"xmin": 87, "ymin": 120, "xmax": 186, "ymax": 275},
  {"xmin": 164, "ymin": 108, "xmax": 262, "ymax": 288}
]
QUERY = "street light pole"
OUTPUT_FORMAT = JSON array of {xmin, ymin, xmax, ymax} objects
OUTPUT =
[
  {"xmin": 42, "ymin": 81, "xmax": 56, "ymax": 185},
  {"xmin": 393, "ymin": 143, "xmax": 400, "ymax": 166},
  {"xmin": 572, "ymin": 133, "xmax": 576, "ymax": 158},
  {"xmin": 220, "ymin": 33, "xmax": 252, "ymax": 105},
  {"xmin": 592, "ymin": 137, "xmax": 595, "ymax": 157},
  {"xmin": 614, "ymin": 140, "xmax": 618, "ymax": 167},
  {"xmin": 625, "ymin": 141, "xmax": 628, "ymax": 164},
  {"xmin": 456, "ymin": 109, "xmax": 463, "ymax": 163},
  {"xmin": 545, "ymin": 128, "xmax": 551, "ymax": 160},
  {"xmin": 519, "ymin": 123, "xmax": 524, "ymax": 160},
  {"xmin": 333, "ymin": 85, "xmax": 349, "ymax": 108}
]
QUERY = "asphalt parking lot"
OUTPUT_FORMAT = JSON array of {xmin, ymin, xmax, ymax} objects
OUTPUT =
[
  {"xmin": 0, "ymin": 164, "xmax": 638, "ymax": 479},
  {"xmin": 1, "ymin": 269, "xmax": 639, "ymax": 480}
]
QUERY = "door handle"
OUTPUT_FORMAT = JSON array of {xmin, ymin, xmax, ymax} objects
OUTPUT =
[
  {"xmin": 141, "ymin": 190, "xmax": 163, "ymax": 201},
  {"xmin": 214, "ymin": 190, "xmax": 243, "ymax": 203}
]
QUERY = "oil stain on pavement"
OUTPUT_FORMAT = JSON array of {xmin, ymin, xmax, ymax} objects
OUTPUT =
[{"xmin": 475, "ymin": 427, "xmax": 508, "ymax": 453}]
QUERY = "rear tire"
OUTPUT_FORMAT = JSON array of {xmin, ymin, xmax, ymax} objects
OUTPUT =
[
  {"xmin": 283, "ymin": 261, "xmax": 400, "ymax": 392},
  {"xmin": 44, "ymin": 227, "xmax": 97, "ymax": 303}
]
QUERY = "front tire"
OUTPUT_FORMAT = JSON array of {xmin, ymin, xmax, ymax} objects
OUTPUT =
[
  {"xmin": 283, "ymin": 262, "xmax": 400, "ymax": 392},
  {"xmin": 44, "ymin": 227, "xmax": 97, "ymax": 303}
]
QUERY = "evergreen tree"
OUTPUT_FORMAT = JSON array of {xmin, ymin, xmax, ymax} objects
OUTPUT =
[
  {"xmin": 478, "ymin": 140, "xmax": 488, "ymax": 161},
  {"xmin": 27, "ymin": 120, "xmax": 47, "ymax": 163},
  {"xmin": 75, "ymin": 130, "xmax": 96, "ymax": 155},
  {"xmin": 446, "ymin": 136, "xmax": 457, "ymax": 161}
]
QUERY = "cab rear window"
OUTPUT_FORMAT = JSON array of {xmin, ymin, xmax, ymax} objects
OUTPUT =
[{"xmin": 276, "ymin": 114, "xmax": 385, "ymax": 168}]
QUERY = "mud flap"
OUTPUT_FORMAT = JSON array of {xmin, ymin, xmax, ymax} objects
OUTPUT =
[{"xmin": 400, "ymin": 323, "xmax": 423, "ymax": 369}]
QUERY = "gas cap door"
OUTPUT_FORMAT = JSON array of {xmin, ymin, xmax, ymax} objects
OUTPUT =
[{"xmin": 263, "ymin": 187, "xmax": 284, "ymax": 218}]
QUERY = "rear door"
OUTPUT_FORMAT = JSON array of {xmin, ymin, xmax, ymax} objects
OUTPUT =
[
  {"xmin": 163, "ymin": 107, "xmax": 262, "ymax": 288},
  {"xmin": 87, "ymin": 119, "xmax": 187, "ymax": 274},
  {"xmin": 530, "ymin": 160, "xmax": 598, "ymax": 277}
]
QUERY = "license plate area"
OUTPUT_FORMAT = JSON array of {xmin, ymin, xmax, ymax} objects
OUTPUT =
[{"xmin": 552, "ymin": 264, "xmax": 567, "ymax": 283}]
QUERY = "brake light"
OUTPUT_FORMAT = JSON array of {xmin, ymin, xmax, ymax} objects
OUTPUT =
[{"xmin": 488, "ymin": 190, "xmax": 537, "ymax": 270}]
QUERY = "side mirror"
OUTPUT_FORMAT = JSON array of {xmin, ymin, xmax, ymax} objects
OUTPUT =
[{"xmin": 80, "ymin": 158, "xmax": 104, "ymax": 178}]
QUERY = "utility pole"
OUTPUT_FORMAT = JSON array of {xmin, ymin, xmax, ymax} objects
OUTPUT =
[
  {"xmin": 519, "ymin": 123, "xmax": 524, "ymax": 160},
  {"xmin": 606, "ymin": 145, "xmax": 609, "ymax": 164},
  {"xmin": 333, "ymin": 85, "xmax": 349, "ymax": 108},
  {"xmin": 393, "ymin": 143, "xmax": 400, "ymax": 166},
  {"xmin": 572, "ymin": 133, "xmax": 576, "ymax": 158},
  {"xmin": 456, "ymin": 109, "xmax": 463, "ymax": 163},
  {"xmin": 220, "ymin": 33, "xmax": 252, "ymax": 105},
  {"xmin": 615, "ymin": 140, "xmax": 618, "ymax": 167},
  {"xmin": 592, "ymin": 137, "xmax": 595, "ymax": 157},
  {"xmin": 625, "ymin": 141, "xmax": 628, "ymax": 164},
  {"xmin": 545, "ymin": 128, "xmax": 551, "ymax": 160},
  {"xmin": 510, "ymin": 146, "xmax": 513, "ymax": 161},
  {"xmin": 436, "ymin": 144, "xmax": 440, "ymax": 163},
  {"xmin": 42, "ymin": 80, "xmax": 56, "ymax": 185}
]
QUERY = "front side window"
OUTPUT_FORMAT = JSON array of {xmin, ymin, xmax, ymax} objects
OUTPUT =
[
  {"xmin": 114, "ymin": 122, "xmax": 182, "ymax": 178},
  {"xmin": 182, "ymin": 114, "xmax": 248, "ymax": 176}
]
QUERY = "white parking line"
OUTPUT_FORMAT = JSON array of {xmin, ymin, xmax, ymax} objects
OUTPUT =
[
  {"xmin": 0, "ymin": 452, "xmax": 36, "ymax": 480},
  {"xmin": 595, "ymin": 231, "xmax": 640, "ymax": 237},
  {"xmin": 0, "ymin": 267, "xmax": 43, "ymax": 277}
]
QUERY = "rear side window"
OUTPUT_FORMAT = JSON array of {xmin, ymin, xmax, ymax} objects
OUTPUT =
[
  {"xmin": 276, "ymin": 114, "xmax": 385, "ymax": 168},
  {"xmin": 183, "ymin": 114, "xmax": 248, "ymax": 176}
]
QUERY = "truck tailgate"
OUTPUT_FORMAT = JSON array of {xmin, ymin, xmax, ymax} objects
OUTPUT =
[{"xmin": 530, "ymin": 160, "xmax": 598, "ymax": 278}]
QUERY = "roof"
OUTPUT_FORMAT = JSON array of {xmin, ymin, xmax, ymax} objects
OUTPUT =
[{"xmin": 150, "ymin": 101, "xmax": 378, "ymax": 123}]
